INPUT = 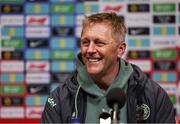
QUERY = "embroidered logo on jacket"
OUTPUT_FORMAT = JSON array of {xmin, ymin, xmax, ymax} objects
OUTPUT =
[
  {"xmin": 48, "ymin": 97, "xmax": 56, "ymax": 107},
  {"xmin": 136, "ymin": 104, "xmax": 150, "ymax": 121}
]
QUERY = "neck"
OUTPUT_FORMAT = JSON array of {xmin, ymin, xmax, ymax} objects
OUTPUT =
[{"xmin": 92, "ymin": 60, "xmax": 120, "ymax": 90}]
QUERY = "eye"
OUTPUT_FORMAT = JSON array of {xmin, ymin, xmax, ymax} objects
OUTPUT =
[
  {"xmin": 81, "ymin": 40, "xmax": 89, "ymax": 46},
  {"xmin": 94, "ymin": 40, "xmax": 106, "ymax": 47}
]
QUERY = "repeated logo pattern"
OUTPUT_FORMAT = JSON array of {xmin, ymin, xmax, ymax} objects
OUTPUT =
[{"xmin": 0, "ymin": 0, "xmax": 179, "ymax": 121}]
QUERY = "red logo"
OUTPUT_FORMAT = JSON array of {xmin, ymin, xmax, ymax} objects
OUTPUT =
[
  {"xmin": 28, "ymin": 17, "xmax": 47, "ymax": 25},
  {"xmin": 103, "ymin": 5, "xmax": 123, "ymax": 13},
  {"xmin": 28, "ymin": 63, "xmax": 47, "ymax": 71}
]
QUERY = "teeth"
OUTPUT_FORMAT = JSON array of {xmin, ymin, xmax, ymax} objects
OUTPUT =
[{"xmin": 88, "ymin": 58, "xmax": 99, "ymax": 62}]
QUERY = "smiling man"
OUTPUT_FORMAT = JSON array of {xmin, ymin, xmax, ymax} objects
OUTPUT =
[{"xmin": 41, "ymin": 13, "xmax": 175, "ymax": 123}]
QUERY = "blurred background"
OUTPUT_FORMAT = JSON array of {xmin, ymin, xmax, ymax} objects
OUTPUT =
[{"xmin": 0, "ymin": 0, "xmax": 179, "ymax": 123}]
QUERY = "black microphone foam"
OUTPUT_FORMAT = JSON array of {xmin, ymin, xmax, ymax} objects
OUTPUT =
[{"xmin": 106, "ymin": 88, "xmax": 126, "ymax": 109}]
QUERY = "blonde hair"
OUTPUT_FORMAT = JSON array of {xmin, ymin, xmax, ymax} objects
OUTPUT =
[{"xmin": 82, "ymin": 12, "xmax": 127, "ymax": 43}]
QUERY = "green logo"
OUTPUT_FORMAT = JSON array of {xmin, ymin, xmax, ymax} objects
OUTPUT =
[
  {"xmin": 2, "ymin": 39, "xmax": 24, "ymax": 48},
  {"xmin": 51, "ymin": 50, "xmax": 75, "ymax": 60},
  {"xmin": 51, "ymin": 4, "xmax": 74, "ymax": 14},
  {"xmin": 152, "ymin": 49, "xmax": 176, "ymax": 59},
  {"xmin": 169, "ymin": 95, "xmax": 176, "ymax": 105},
  {"xmin": 1, "ymin": 85, "xmax": 24, "ymax": 95},
  {"xmin": 153, "ymin": 3, "xmax": 176, "ymax": 12}
]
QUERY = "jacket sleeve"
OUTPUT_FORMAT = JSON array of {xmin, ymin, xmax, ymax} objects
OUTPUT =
[
  {"xmin": 155, "ymin": 84, "xmax": 176, "ymax": 123},
  {"xmin": 41, "ymin": 87, "xmax": 62, "ymax": 123}
]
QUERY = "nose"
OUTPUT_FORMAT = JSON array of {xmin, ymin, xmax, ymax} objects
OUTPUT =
[{"xmin": 87, "ymin": 41, "xmax": 96, "ymax": 53}]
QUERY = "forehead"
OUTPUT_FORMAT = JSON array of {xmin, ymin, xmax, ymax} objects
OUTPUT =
[{"xmin": 82, "ymin": 23, "xmax": 112, "ymax": 37}]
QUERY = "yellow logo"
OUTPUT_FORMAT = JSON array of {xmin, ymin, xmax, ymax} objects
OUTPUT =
[
  {"xmin": 3, "ymin": 5, "xmax": 11, "ymax": 13},
  {"xmin": 4, "ymin": 97, "xmax": 11, "ymax": 105}
]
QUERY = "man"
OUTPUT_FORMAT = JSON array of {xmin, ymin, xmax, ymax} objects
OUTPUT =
[{"xmin": 41, "ymin": 12, "xmax": 175, "ymax": 123}]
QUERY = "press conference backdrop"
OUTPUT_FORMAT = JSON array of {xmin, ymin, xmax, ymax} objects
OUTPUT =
[{"xmin": 0, "ymin": 0, "xmax": 179, "ymax": 123}]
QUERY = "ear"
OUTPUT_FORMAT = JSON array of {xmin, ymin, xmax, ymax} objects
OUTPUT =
[{"xmin": 117, "ymin": 42, "xmax": 126, "ymax": 58}]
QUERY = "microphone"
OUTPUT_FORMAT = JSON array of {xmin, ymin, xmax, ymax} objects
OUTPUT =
[{"xmin": 106, "ymin": 88, "xmax": 126, "ymax": 124}]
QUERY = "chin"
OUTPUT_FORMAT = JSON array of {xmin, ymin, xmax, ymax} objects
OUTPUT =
[{"xmin": 87, "ymin": 68, "xmax": 101, "ymax": 75}]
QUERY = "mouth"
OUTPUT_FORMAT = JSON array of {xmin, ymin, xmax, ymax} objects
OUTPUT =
[{"xmin": 87, "ymin": 58, "xmax": 102, "ymax": 63}]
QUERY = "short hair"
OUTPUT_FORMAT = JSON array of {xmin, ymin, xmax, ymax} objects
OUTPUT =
[{"xmin": 82, "ymin": 12, "xmax": 127, "ymax": 43}]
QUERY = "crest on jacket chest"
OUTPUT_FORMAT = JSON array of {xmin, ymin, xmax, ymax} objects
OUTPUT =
[{"xmin": 136, "ymin": 103, "xmax": 150, "ymax": 122}]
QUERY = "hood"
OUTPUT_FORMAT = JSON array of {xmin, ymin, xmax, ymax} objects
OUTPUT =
[
  {"xmin": 128, "ymin": 63, "xmax": 148, "ymax": 103},
  {"xmin": 129, "ymin": 64, "xmax": 147, "ymax": 87}
]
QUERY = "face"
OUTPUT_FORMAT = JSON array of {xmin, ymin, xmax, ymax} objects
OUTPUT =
[{"xmin": 80, "ymin": 23, "xmax": 125, "ymax": 78}]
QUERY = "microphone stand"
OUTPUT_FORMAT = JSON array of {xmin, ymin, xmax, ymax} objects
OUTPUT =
[{"xmin": 111, "ymin": 103, "xmax": 120, "ymax": 124}]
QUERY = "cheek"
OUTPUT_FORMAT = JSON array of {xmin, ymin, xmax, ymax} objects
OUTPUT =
[{"xmin": 80, "ymin": 47, "xmax": 87, "ymax": 54}]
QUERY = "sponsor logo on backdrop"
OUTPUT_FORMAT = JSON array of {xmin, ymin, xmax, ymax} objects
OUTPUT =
[
  {"xmin": 1, "ymin": 61, "xmax": 24, "ymax": 72},
  {"xmin": 51, "ymin": 4, "xmax": 74, "ymax": 14},
  {"xmin": 25, "ymin": 3, "xmax": 49, "ymax": 14},
  {"xmin": 26, "ymin": 27, "xmax": 50, "ymax": 38},
  {"xmin": 128, "ymin": 27, "xmax": 149, "ymax": 35},
  {"xmin": 128, "ymin": 60, "xmax": 151, "ymax": 72},
  {"xmin": 51, "ymin": 61, "xmax": 75, "ymax": 72},
  {"xmin": 153, "ymin": 26, "xmax": 176, "ymax": 35},
  {"xmin": 2, "ymin": 39, "xmax": 24, "ymax": 48},
  {"xmin": 126, "ymin": 14, "xmax": 151, "ymax": 26},
  {"xmin": 128, "ymin": 38, "xmax": 150, "ymax": 50},
  {"xmin": 51, "ymin": 15, "xmax": 74, "ymax": 26},
  {"xmin": 151, "ymin": 37, "xmax": 176, "ymax": 49},
  {"xmin": 50, "ymin": 37, "xmax": 76, "ymax": 49},
  {"xmin": 25, "ymin": 49, "xmax": 50, "ymax": 60},
  {"xmin": 52, "ymin": 27, "xmax": 74, "ymax": 36},
  {"xmin": 26, "ymin": 61, "xmax": 49, "ymax": 72},
  {"xmin": 2, "ymin": 26, "xmax": 24, "ymax": 38},
  {"xmin": 1, "ymin": 4, "xmax": 23, "ymax": 13},
  {"xmin": 26, "ymin": 106, "xmax": 44, "ymax": 118},
  {"xmin": 2, "ymin": 51, "xmax": 24, "ymax": 59},
  {"xmin": 128, "ymin": 4, "xmax": 149, "ymax": 12},
  {"xmin": 1, "ymin": 85, "xmax": 24, "ymax": 95},
  {"xmin": 51, "ymin": 72, "xmax": 71, "ymax": 82},
  {"xmin": 76, "ymin": 3, "xmax": 99, "ymax": 14},
  {"xmin": 2, "ymin": 96, "xmax": 23, "ymax": 106},
  {"xmin": 26, "ymin": 73, "xmax": 50, "ymax": 84},
  {"xmin": 1, "ymin": 73, "xmax": 24, "ymax": 83},
  {"xmin": 153, "ymin": 72, "xmax": 177, "ymax": 82},
  {"xmin": 160, "ymin": 83, "xmax": 177, "ymax": 95},
  {"xmin": 153, "ymin": 3, "xmax": 176, "ymax": 12},
  {"xmin": 1, "ymin": 107, "xmax": 24, "ymax": 118},
  {"xmin": 51, "ymin": 50, "xmax": 75, "ymax": 60},
  {"xmin": 1, "ymin": 15, "xmax": 24, "ymax": 26},
  {"xmin": 101, "ymin": 3, "xmax": 125, "ymax": 13},
  {"xmin": 127, "ymin": 50, "xmax": 150, "ymax": 59},
  {"xmin": 152, "ymin": 49, "xmax": 177, "ymax": 60},
  {"xmin": 153, "ymin": 15, "xmax": 175, "ymax": 24},
  {"xmin": 27, "ymin": 84, "xmax": 49, "ymax": 94},
  {"xmin": 76, "ymin": 26, "xmax": 82, "ymax": 37},
  {"xmin": 26, "ymin": 95, "xmax": 47, "ymax": 106},
  {"xmin": 154, "ymin": 61, "xmax": 176, "ymax": 70},
  {"xmin": 76, "ymin": 15, "xmax": 84, "ymax": 26},
  {"xmin": 26, "ymin": 15, "xmax": 49, "ymax": 26},
  {"xmin": 86, "ymin": 3, "xmax": 99, "ymax": 13},
  {"xmin": 27, "ymin": 39, "xmax": 49, "ymax": 48},
  {"xmin": 169, "ymin": 95, "xmax": 176, "ymax": 105}
]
